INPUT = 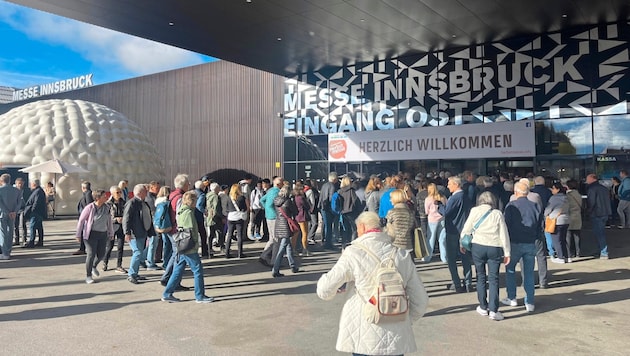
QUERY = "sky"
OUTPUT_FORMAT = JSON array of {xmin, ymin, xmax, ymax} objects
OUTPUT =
[{"xmin": 0, "ymin": 0, "xmax": 216, "ymax": 89}]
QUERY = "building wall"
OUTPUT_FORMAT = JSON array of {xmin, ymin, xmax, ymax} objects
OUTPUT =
[{"xmin": 1, "ymin": 61, "xmax": 286, "ymax": 185}]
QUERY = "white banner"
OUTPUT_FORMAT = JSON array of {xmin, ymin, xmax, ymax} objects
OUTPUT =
[{"xmin": 328, "ymin": 120, "xmax": 535, "ymax": 161}]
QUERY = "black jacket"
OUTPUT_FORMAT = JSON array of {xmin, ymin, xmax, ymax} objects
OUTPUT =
[
  {"xmin": 77, "ymin": 189, "xmax": 94, "ymax": 213},
  {"xmin": 24, "ymin": 186, "xmax": 47, "ymax": 219},
  {"xmin": 122, "ymin": 197, "xmax": 155, "ymax": 239},
  {"xmin": 587, "ymin": 182, "xmax": 612, "ymax": 218}
]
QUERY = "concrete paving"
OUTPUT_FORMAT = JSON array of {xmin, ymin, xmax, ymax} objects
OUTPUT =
[{"xmin": 1, "ymin": 218, "xmax": 629, "ymax": 355}]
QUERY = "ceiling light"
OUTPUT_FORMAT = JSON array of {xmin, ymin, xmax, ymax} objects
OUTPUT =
[
  {"xmin": 562, "ymin": 14, "xmax": 567, "ymax": 18},
  {"xmin": 277, "ymin": 37, "xmax": 282, "ymax": 41},
  {"xmin": 246, "ymin": 0, "xmax": 252, "ymax": 3},
  {"xmin": 451, "ymin": 34, "xmax": 457, "ymax": 38},
  {"xmin": 168, "ymin": 22, "xmax": 174, "ymax": 26},
  {"xmin": 360, "ymin": 19, "xmax": 365, "ymax": 22}
]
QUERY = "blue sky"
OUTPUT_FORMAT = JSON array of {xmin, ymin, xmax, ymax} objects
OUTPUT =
[{"xmin": 0, "ymin": 1, "xmax": 216, "ymax": 89}]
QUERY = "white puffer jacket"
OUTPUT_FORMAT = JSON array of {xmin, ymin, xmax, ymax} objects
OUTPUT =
[{"xmin": 317, "ymin": 231, "xmax": 428, "ymax": 355}]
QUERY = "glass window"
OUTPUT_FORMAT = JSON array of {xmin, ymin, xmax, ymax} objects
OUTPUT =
[
  {"xmin": 535, "ymin": 117, "xmax": 593, "ymax": 155},
  {"xmin": 284, "ymin": 137, "xmax": 297, "ymax": 162},
  {"xmin": 297, "ymin": 162, "xmax": 329, "ymax": 184},
  {"xmin": 535, "ymin": 155, "xmax": 592, "ymax": 181},
  {"xmin": 297, "ymin": 135, "xmax": 328, "ymax": 161},
  {"xmin": 283, "ymin": 163, "xmax": 297, "ymax": 183}
]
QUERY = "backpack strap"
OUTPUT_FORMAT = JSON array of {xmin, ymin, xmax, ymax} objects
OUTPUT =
[{"xmin": 352, "ymin": 243, "xmax": 399, "ymax": 303}]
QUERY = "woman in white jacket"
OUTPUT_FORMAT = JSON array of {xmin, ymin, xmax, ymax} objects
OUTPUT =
[{"xmin": 316, "ymin": 211, "xmax": 428, "ymax": 355}]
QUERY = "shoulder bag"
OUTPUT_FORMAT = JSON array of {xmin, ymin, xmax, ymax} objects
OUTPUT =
[
  {"xmin": 279, "ymin": 206, "xmax": 300, "ymax": 233},
  {"xmin": 227, "ymin": 198, "xmax": 247, "ymax": 221},
  {"xmin": 544, "ymin": 209, "xmax": 561, "ymax": 234},
  {"xmin": 173, "ymin": 227, "xmax": 195, "ymax": 253},
  {"xmin": 461, "ymin": 209, "xmax": 492, "ymax": 251}
]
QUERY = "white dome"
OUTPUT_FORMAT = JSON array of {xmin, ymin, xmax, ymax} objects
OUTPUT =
[{"xmin": 0, "ymin": 99, "xmax": 164, "ymax": 215}]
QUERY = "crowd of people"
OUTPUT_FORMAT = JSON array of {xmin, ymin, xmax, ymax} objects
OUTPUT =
[{"xmin": 1, "ymin": 167, "xmax": 626, "ymax": 351}]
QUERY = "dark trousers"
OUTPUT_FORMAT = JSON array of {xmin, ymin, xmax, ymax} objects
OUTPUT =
[
  {"xmin": 340, "ymin": 214, "xmax": 356, "ymax": 247},
  {"xmin": 566, "ymin": 229, "xmax": 581, "ymax": 257},
  {"xmin": 472, "ymin": 244, "xmax": 503, "ymax": 313},
  {"xmin": 551, "ymin": 224, "xmax": 569, "ymax": 259},
  {"xmin": 535, "ymin": 238, "xmax": 548, "ymax": 286},
  {"xmin": 104, "ymin": 228, "xmax": 125, "ymax": 267},
  {"xmin": 85, "ymin": 231, "xmax": 108, "ymax": 277},
  {"xmin": 446, "ymin": 233, "xmax": 472, "ymax": 287},
  {"xmin": 225, "ymin": 220, "xmax": 244, "ymax": 257}
]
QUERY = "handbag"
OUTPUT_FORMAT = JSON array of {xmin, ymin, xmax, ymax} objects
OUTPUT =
[
  {"xmin": 413, "ymin": 227, "xmax": 430, "ymax": 259},
  {"xmin": 544, "ymin": 216, "xmax": 557, "ymax": 233},
  {"xmin": 461, "ymin": 209, "xmax": 492, "ymax": 251},
  {"xmin": 279, "ymin": 207, "xmax": 300, "ymax": 233},
  {"xmin": 227, "ymin": 199, "xmax": 247, "ymax": 221},
  {"xmin": 173, "ymin": 227, "xmax": 195, "ymax": 253}
]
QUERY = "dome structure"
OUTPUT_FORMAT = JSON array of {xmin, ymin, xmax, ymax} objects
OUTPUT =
[{"xmin": 0, "ymin": 99, "xmax": 164, "ymax": 215}]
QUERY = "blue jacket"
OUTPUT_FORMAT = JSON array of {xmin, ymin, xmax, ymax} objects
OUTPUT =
[
  {"xmin": 438, "ymin": 190, "xmax": 471, "ymax": 235},
  {"xmin": 504, "ymin": 196, "xmax": 542, "ymax": 244},
  {"xmin": 260, "ymin": 186, "xmax": 279, "ymax": 220},
  {"xmin": 378, "ymin": 188, "xmax": 395, "ymax": 218},
  {"xmin": 618, "ymin": 177, "xmax": 630, "ymax": 201}
]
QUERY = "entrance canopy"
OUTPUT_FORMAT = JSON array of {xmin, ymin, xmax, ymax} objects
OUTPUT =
[{"xmin": 7, "ymin": 0, "xmax": 630, "ymax": 77}]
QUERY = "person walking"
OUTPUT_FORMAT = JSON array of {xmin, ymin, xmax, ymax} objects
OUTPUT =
[
  {"xmin": 586, "ymin": 174, "xmax": 612, "ymax": 259},
  {"xmin": 316, "ymin": 211, "xmax": 428, "ymax": 355},
  {"xmin": 462, "ymin": 191, "xmax": 510, "ymax": 321},
  {"xmin": 76, "ymin": 189, "xmax": 114, "ymax": 284},
  {"xmin": 271, "ymin": 185, "xmax": 299, "ymax": 277},
  {"xmin": 161, "ymin": 191, "xmax": 214, "ymax": 303}
]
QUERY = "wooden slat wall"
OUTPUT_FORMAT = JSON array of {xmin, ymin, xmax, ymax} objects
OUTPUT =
[{"xmin": 2, "ymin": 61, "xmax": 286, "ymax": 185}]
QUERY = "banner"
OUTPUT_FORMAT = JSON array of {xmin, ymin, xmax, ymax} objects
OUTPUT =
[{"xmin": 328, "ymin": 120, "xmax": 535, "ymax": 161}]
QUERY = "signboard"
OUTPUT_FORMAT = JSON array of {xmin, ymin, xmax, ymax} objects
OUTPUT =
[
  {"xmin": 328, "ymin": 120, "xmax": 535, "ymax": 161},
  {"xmin": 11, "ymin": 74, "xmax": 94, "ymax": 102}
]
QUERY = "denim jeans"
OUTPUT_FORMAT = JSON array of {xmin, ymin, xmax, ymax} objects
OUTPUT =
[
  {"xmin": 28, "ymin": 214, "xmax": 44, "ymax": 246},
  {"xmin": 142, "ymin": 235, "xmax": 159, "ymax": 267},
  {"xmin": 162, "ymin": 232, "xmax": 173, "ymax": 269},
  {"xmin": 506, "ymin": 242, "xmax": 536, "ymax": 305},
  {"xmin": 163, "ymin": 253, "xmax": 206, "ymax": 301},
  {"xmin": 591, "ymin": 215, "xmax": 608, "ymax": 256},
  {"xmin": 272, "ymin": 237, "xmax": 295, "ymax": 274},
  {"xmin": 446, "ymin": 233, "xmax": 472, "ymax": 288},
  {"xmin": 544, "ymin": 231, "xmax": 554, "ymax": 257},
  {"xmin": 471, "ymin": 243, "xmax": 503, "ymax": 312},
  {"xmin": 161, "ymin": 233, "xmax": 178, "ymax": 282},
  {"xmin": 0, "ymin": 216, "xmax": 15, "ymax": 257},
  {"xmin": 128, "ymin": 236, "xmax": 146, "ymax": 278},
  {"xmin": 427, "ymin": 220, "xmax": 446, "ymax": 263},
  {"xmin": 225, "ymin": 220, "xmax": 244, "ymax": 257}
]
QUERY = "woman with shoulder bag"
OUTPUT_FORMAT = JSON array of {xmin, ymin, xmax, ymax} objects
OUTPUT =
[
  {"xmin": 272, "ymin": 185, "xmax": 300, "ymax": 277},
  {"xmin": 161, "ymin": 191, "xmax": 213, "ymax": 303},
  {"xmin": 460, "ymin": 191, "xmax": 510, "ymax": 321},
  {"xmin": 224, "ymin": 183, "xmax": 247, "ymax": 259},
  {"xmin": 545, "ymin": 182, "xmax": 571, "ymax": 263},
  {"xmin": 293, "ymin": 182, "xmax": 311, "ymax": 256},
  {"xmin": 565, "ymin": 179, "xmax": 583, "ymax": 258}
]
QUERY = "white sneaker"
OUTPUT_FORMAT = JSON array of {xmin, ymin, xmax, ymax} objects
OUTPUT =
[
  {"xmin": 86, "ymin": 277, "xmax": 95, "ymax": 284},
  {"xmin": 0, "ymin": 254, "xmax": 10, "ymax": 260},
  {"xmin": 91, "ymin": 267, "xmax": 100, "ymax": 278},
  {"xmin": 567, "ymin": 258, "xmax": 573, "ymax": 263},
  {"xmin": 551, "ymin": 257, "xmax": 565, "ymax": 264},
  {"xmin": 489, "ymin": 311, "xmax": 504, "ymax": 321},
  {"xmin": 500, "ymin": 298, "xmax": 517, "ymax": 307},
  {"xmin": 247, "ymin": 235, "xmax": 257, "ymax": 241},
  {"xmin": 476, "ymin": 306, "xmax": 489, "ymax": 316},
  {"xmin": 525, "ymin": 304, "xmax": 535, "ymax": 312}
]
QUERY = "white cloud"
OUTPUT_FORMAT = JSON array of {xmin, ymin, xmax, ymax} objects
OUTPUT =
[{"xmin": 0, "ymin": 1, "xmax": 214, "ymax": 78}]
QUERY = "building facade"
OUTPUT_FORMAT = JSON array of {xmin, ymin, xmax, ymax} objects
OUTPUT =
[{"xmin": 282, "ymin": 21, "xmax": 630, "ymax": 183}]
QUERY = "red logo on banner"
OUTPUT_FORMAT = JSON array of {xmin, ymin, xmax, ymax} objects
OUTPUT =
[{"xmin": 329, "ymin": 140, "xmax": 347, "ymax": 159}]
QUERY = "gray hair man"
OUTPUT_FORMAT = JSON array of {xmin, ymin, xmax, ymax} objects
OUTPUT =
[
  {"xmin": 502, "ymin": 181, "xmax": 543, "ymax": 312},
  {"xmin": 22, "ymin": 179, "xmax": 47, "ymax": 248},
  {"xmin": 0, "ymin": 174, "xmax": 21, "ymax": 259},
  {"xmin": 122, "ymin": 184, "xmax": 154, "ymax": 284}
]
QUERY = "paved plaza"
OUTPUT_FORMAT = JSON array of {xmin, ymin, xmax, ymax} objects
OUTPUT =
[{"xmin": 1, "ymin": 218, "xmax": 629, "ymax": 355}]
